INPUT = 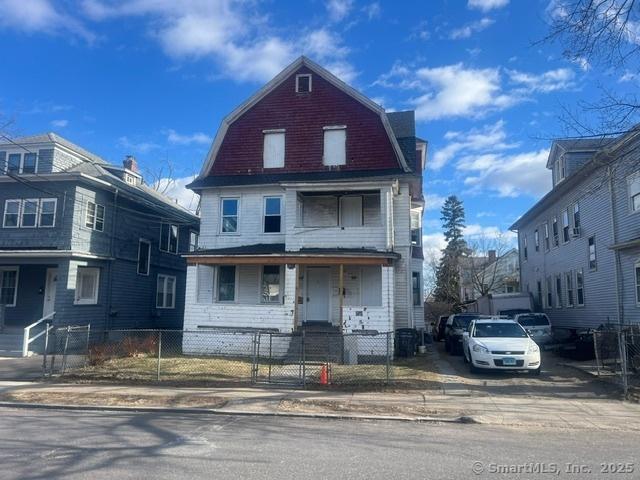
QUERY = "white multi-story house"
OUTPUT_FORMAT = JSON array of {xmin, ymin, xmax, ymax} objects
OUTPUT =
[{"xmin": 182, "ymin": 57, "xmax": 426, "ymax": 340}]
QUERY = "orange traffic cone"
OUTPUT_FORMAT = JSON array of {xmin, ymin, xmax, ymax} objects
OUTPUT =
[{"xmin": 320, "ymin": 364, "xmax": 329, "ymax": 385}]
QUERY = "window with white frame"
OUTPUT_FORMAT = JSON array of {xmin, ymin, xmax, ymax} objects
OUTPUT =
[
  {"xmin": 552, "ymin": 216, "xmax": 559, "ymax": 246},
  {"xmin": 295, "ymin": 74, "xmax": 312, "ymax": 93},
  {"xmin": 75, "ymin": 267, "xmax": 100, "ymax": 305},
  {"xmin": 221, "ymin": 198, "xmax": 239, "ymax": 233},
  {"xmin": 39, "ymin": 199, "xmax": 57, "ymax": 227},
  {"xmin": 21, "ymin": 199, "xmax": 38, "ymax": 228},
  {"xmin": 217, "ymin": 266, "xmax": 236, "ymax": 302},
  {"xmin": 534, "ymin": 229, "xmax": 540, "ymax": 252},
  {"xmin": 573, "ymin": 203, "xmax": 580, "ymax": 229},
  {"xmin": 411, "ymin": 210, "xmax": 422, "ymax": 246},
  {"xmin": 137, "ymin": 239, "xmax": 151, "ymax": 275},
  {"xmin": 156, "ymin": 274, "xmax": 176, "ymax": 309},
  {"xmin": 576, "ymin": 269, "xmax": 585, "ymax": 306},
  {"xmin": 562, "ymin": 208, "xmax": 570, "ymax": 243},
  {"xmin": 544, "ymin": 222, "xmax": 550, "ymax": 251},
  {"xmin": 7, "ymin": 153, "xmax": 20, "ymax": 174},
  {"xmin": 263, "ymin": 131, "xmax": 285, "ymax": 169},
  {"xmin": 412, "ymin": 271, "xmax": 422, "ymax": 306},
  {"xmin": 323, "ymin": 126, "xmax": 346, "ymax": 166},
  {"xmin": 523, "ymin": 235, "xmax": 528, "ymax": 260},
  {"xmin": 0, "ymin": 267, "xmax": 19, "ymax": 307},
  {"xmin": 566, "ymin": 272, "xmax": 574, "ymax": 307},
  {"xmin": 22, "ymin": 153, "xmax": 37, "ymax": 174},
  {"xmin": 261, "ymin": 265, "xmax": 282, "ymax": 303},
  {"xmin": 555, "ymin": 275, "xmax": 563, "ymax": 308},
  {"xmin": 628, "ymin": 172, "xmax": 640, "ymax": 212},
  {"xmin": 189, "ymin": 231, "xmax": 199, "ymax": 252},
  {"xmin": 588, "ymin": 236, "xmax": 597, "ymax": 270},
  {"xmin": 160, "ymin": 223, "xmax": 179, "ymax": 254},
  {"xmin": 264, "ymin": 197, "xmax": 282, "ymax": 233},
  {"xmin": 85, "ymin": 201, "xmax": 105, "ymax": 231},
  {"xmin": 3, "ymin": 200, "xmax": 20, "ymax": 228}
]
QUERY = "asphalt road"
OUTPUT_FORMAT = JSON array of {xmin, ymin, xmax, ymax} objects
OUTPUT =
[{"xmin": 1, "ymin": 407, "xmax": 638, "ymax": 480}]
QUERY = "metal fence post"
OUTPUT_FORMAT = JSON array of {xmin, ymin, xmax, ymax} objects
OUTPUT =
[
  {"xmin": 156, "ymin": 331, "xmax": 162, "ymax": 382},
  {"xmin": 386, "ymin": 331, "xmax": 391, "ymax": 385},
  {"xmin": 619, "ymin": 329, "xmax": 628, "ymax": 396},
  {"xmin": 42, "ymin": 324, "xmax": 50, "ymax": 377},
  {"xmin": 85, "ymin": 324, "xmax": 91, "ymax": 367},
  {"xmin": 593, "ymin": 331, "xmax": 601, "ymax": 377},
  {"xmin": 61, "ymin": 326, "xmax": 71, "ymax": 375},
  {"xmin": 301, "ymin": 330, "xmax": 306, "ymax": 388}
]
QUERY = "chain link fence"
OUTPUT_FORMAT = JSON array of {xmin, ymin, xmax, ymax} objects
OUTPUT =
[
  {"xmin": 592, "ymin": 326, "xmax": 640, "ymax": 395},
  {"xmin": 43, "ymin": 327, "xmax": 394, "ymax": 387}
]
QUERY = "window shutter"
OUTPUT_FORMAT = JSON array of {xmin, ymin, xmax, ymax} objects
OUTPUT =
[
  {"xmin": 323, "ymin": 129, "xmax": 346, "ymax": 166},
  {"xmin": 339, "ymin": 196, "xmax": 363, "ymax": 226},
  {"xmin": 263, "ymin": 132, "xmax": 285, "ymax": 168},
  {"xmin": 196, "ymin": 265, "xmax": 214, "ymax": 303}
]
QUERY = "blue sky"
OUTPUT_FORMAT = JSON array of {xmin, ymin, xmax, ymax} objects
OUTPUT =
[{"xmin": 1, "ymin": 0, "xmax": 636, "ymax": 256}]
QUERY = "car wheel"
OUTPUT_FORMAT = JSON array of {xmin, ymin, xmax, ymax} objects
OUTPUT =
[
  {"xmin": 463, "ymin": 348, "xmax": 469, "ymax": 364},
  {"xmin": 532, "ymin": 366, "xmax": 541, "ymax": 376},
  {"xmin": 469, "ymin": 359, "xmax": 479, "ymax": 374}
]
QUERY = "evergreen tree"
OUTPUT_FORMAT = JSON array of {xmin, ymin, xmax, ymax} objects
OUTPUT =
[{"xmin": 433, "ymin": 196, "xmax": 467, "ymax": 305}]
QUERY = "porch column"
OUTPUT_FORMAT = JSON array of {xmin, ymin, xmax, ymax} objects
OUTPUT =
[
  {"xmin": 338, "ymin": 264, "xmax": 344, "ymax": 331},
  {"xmin": 284, "ymin": 264, "xmax": 299, "ymax": 331}
]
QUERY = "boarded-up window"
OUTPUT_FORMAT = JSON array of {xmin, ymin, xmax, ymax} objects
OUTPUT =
[
  {"xmin": 361, "ymin": 266, "xmax": 382, "ymax": 306},
  {"xmin": 340, "ymin": 196, "xmax": 362, "ymax": 227},
  {"xmin": 362, "ymin": 194, "xmax": 381, "ymax": 225},
  {"xmin": 196, "ymin": 265, "xmax": 214, "ymax": 303},
  {"xmin": 302, "ymin": 196, "xmax": 338, "ymax": 226},
  {"xmin": 323, "ymin": 128, "xmax": 346, "ymax": 166},
  {"xmin": 263, "ymin": 132, "xmax": 285, "ymax": 168}
]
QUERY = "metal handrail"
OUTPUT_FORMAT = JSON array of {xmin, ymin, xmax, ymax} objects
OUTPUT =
[{"xmin": 22, "ymin": 312, "xmax": 55, "ymax": 357}]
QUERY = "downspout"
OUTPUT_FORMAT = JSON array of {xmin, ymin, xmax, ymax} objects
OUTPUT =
[
  {"xmin": 608, "ymin": 166, "xmax": 624, "ymax": 326},
  {"xmin": 105, "ymin": 188, "xmax": 119, "ymax": 331}
]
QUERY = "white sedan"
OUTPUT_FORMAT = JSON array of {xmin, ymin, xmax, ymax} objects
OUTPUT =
[{"xmin": 462, "ymin": 319, "xmax": 541, "ymax": 375}]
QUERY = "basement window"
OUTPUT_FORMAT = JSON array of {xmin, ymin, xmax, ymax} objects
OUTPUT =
[{"xmin": 296, "ymin": 74, "xmax": 312, "ymax": 93}]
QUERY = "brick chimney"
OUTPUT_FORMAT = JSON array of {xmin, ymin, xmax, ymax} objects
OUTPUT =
[
  {"xmin": 488, "ymin": 249, "xmax": 497, "ymax": 264},
  {"xmin": 123, "ymin": 155, "xmax": 139, "ymax": 173}
]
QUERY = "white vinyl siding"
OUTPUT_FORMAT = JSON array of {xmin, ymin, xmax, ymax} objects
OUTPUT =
[
  {"xmin": 75, "ymin": 267, "xmax": 100, "ymax": 305},
  {"xmin": 323, "ymin": 127, "xmax": 346, "ymax": 166},
  {"xmin": 263, "ymin": 131, "xmax": 285, "ymax": 168}
]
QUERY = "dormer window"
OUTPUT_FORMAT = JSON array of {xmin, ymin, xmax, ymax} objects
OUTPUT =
[
  {"xmin": 296, "ymin": 74, "xmax": 312, "ymax": 93},
  {"xmin": 125, "ymin": 173, "xmax": 137, "ymax": 185}
]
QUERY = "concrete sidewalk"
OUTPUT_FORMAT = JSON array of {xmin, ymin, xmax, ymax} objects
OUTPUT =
[{"xmin": 1, "ymin": 380, "xmax": 639, "ymax": 430}]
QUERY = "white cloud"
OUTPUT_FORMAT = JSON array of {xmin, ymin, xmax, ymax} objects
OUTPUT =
[
  {"xmin": 468, "ymin": 0, "xmax": 509, "ymax": 11},
  {"xmin": 50, "ymin": 119, "xmax": 69, "ymax": 128},
  {"xmin": 165, "ymin": 129, "xmax": 212, "ymax": 146},
  {"xmin": 362, "ymin": 2, "xmax": 381, "ymax": 20},
  {"xmin": 449, "ymin": 17, "xmax": 494, "ymax": 39},
  {"xmin": 154, "ymin": 175, "xmax": 199, "ymax": 212},
  {"xmin": 375, "ymin": 62, "xmax": 577, "ymax": 121},
  {"xmin": 117, "ymin": 136, "xmax": 160, "ymax": 154},
  {"xmin": 422, "ymin": 224, "xmax": 516, "ymax": 262},
  {"xmin": 422, "ymin": 232, "xmax": 447, "ymax": 260},
  {"xmin": 432, "ymin": 120, "xmax": 518, "ymax": 170},
  {"xmin": 326, "ymin": 0, "xmax": 354, "ymax": 22},
  {"xmin": 462, "ymin": 149, "xmax": 551, "ymax": 198},
  {"xmin": 424, "ymin": 193, "xmax": 446, "ymax": 211},
  {"xmin": 81, "ymin": 1, "xmax": 356, "ymax": 83},
  {"xmin": 0, "ymin": 0, "xmax": 94, "ymax": 41},
  {"xmin": 619, "ymin": 71, "xmax": 640, "ymax": 83}
]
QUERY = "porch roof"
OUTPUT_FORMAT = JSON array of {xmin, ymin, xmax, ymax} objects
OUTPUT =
[
  {"xmin": 184, "ymin": 243, "xmax": 399, "ymax": 265},
  {"xmin": 609, "ymin": 237, "xmax": 640, "ymax": 251}
]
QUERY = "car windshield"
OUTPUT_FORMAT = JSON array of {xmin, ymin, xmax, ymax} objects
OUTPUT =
[
  {"xmin": 452, "ymin": 316, "xmax": 476, "ymax": 328},
  {"xmin": 474, "ymin": 322, "xmax": 528, "ymax": 338},
  {"xmin": 517, "ymin": 315, "xmax": 550, "ymax": 327}
]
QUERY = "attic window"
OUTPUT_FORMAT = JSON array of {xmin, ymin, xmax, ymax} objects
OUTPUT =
[{"xmin": 296, "ymin": 74, "xmax": 312, "ymax": 93}]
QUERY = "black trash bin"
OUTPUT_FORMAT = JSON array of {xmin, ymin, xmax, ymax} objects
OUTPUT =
[{"xmin": 395, "ymin": 328, "xmax": 418, "ymax": 357}]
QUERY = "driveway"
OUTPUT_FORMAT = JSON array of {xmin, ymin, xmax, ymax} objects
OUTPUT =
[{"xmin": 432, "ymin": 340, "xmax": 619, "ymax": 400}]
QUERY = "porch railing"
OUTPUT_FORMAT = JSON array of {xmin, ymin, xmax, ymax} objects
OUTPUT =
[{"xmin": 22, "ymin": 312, "xmax": 55, "ymax": 357}]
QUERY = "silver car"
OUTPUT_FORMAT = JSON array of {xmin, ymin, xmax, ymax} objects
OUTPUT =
[{"xmin": 514, "ymin": 313, "xmax": 553, "ymax": 345}]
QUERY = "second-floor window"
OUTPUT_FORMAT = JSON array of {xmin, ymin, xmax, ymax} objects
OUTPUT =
[
  {"xmin": 4, "ymin": 152, "xmax": 37, "ymax": 174},
  {"xmin": 552, "ymin": 216, "xmax": 559, "ymax": 247},
  {"xmin": 323, "ymin": 126, "xmax": 346, "ymax": 166},
  {"xmin": 221, "ymin": 198, "xmax": 239, "ymax": 233},
  {"xmin": 628, "ymin": 172, "xmax": 640, "ymax": 212},
  {"xmin": 544, "ymin": 222, "xmax": 550, "ymax": 251},
  {"xmin": 523, "ymin": 235, "xmax": 528, "ymax": 260},
  {"xmin": 3, "ymin": 198, "xmax": 57, "ymax": 228},
  {"xmin": 160, "ymin": 224, "xmax": 178, "ymax": 254},
  {"xmin": 534, "ymin": 229, "xmax": 539, "ymax": 252},
  {"xmin": 156, "ymin": 274, "xmax": 176, "ymax": 309},
  {"xmin": 412, "ymin": 271, "xmax": 422, "ymax": 306},
  {"xmin": 562, "ymin": 209, "xmax": 570, "ymax": 243},
  {"xmin": 137, "ymin": 239, "xmax": 151, "ymax": 275},
  {"xmin": 85, "ymin": 201, "xmax": 105, "ymax": 232},
  {"xmin": 189, "ymin": 231, "xmax": 199, "ymax": 252},
  {"xmin": 264, "ymin": 197, "xmax": 282, "ymax": 233},
  {"xmin": 588, "ymin": 236, "xmax": 597, "ymax": 270},
  {"xmin": 263, "ymin": 131, "xmax": 285, "ymax": 168},
  {"xmin": 411, "ymin": 210, "xmax": 422, "ymax": 246},
  {"xmin": 573, "ymin": 203, "xmax": 580, "ymax": 230}
]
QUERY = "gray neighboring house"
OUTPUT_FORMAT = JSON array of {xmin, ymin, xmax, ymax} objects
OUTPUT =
[
  {"xmin": 0, "ymin": 133, "xmax": 199, "ymax": 354},
  {"xmin": 511, "ymin": 127, "xmax": 640, "ymax": 329}
]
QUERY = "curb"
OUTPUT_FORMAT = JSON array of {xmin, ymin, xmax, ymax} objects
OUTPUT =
[{"xmin": 0, "ymin": 401, "xmax": 476, "ymax": 424}]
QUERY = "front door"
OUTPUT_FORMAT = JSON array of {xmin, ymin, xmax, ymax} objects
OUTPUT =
[
  {"xmin": 305, "ymin": 267, "xmax": 331, "ymax": 322},
  {"xmin": 43, "ymin": 268, "xmax": 58, "ymax": 317}
]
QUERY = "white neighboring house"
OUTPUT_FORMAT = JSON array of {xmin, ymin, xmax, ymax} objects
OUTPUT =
[
  {"xmin": 181, "ymin": 57, "xmax": 426, "ymax": 354},
  {"xmin": 460, "ymin": 249, "xmax": 520, "ymax": 302}
]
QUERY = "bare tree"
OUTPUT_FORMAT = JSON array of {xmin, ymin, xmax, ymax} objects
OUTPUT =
[
  {"xmin": 145, "ymin": 154, "xmax": 177, "ymax": 194},
  {"xmin": 543, "ymin": 0, "xmax": 640, "ymax": 135},
  {"xmin": 464, "ymin": 233, "xmax": 513, "ymax": 298}
]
